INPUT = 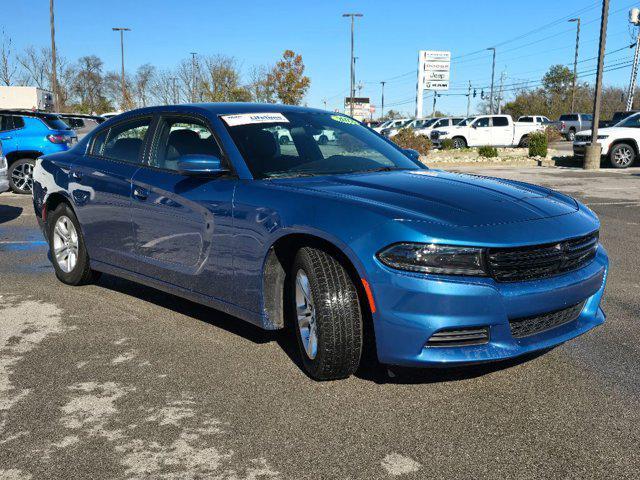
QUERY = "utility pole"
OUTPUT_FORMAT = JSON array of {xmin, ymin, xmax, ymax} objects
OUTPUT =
[
  {"xmin": 584, "ymin": 0, "xmax": 610, "ymax": 170},
  {"xmin": 466, "ymin": 81, "xmax": 472, "ymax": 117},
  {"xmin": 487, "ymin": 47, "xmax": 496, "ymax": 114},
  {"xmin": 49, "ymin": 0, "xmax": 58, "ymax": 111},
  {"xmin": 322, "ymin": 98, "xmax": 327, "ymax": 110},
  {"xmin": 357, "ymin": 81, "xmax": 364, "ymax": 96},
  {"xmin": 190, "ymin": 52, "xmax": 198, "ymax": 103},
  {"xmin": 342, "ymin": 13, "xmax": 363, "ymax": 117},
  {"xmin": 380, "ymin": 81, "xmax": 386, "ymax": 120},
  {"xmin": 432, "ymin": 93, "xmax": 438, "ymax": 116},
  {"xmin": 497, "ymin": 72, "xmax": 506, "ymax": 114},
  {"xmin": 112, "ymin": 27, "xmax": 131, "ymax": 110},
  {"xmin": 569, "ymin": 18, "xmax": 581, "ymax": 112},
  {"xmin": 626, "ymin": 9, "xmax": 640, "ymax": 111}
]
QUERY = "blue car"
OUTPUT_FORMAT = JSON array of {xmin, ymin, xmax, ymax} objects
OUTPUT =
[
  {"xmin": 0, "ymin": 109, "xmax": 76, "ymax": 194},
  {"xmin": 31, "ymin": 104, "xmax": 608, "ymax": 381}
]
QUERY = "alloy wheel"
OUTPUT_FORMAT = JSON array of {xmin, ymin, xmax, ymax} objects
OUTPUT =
[
  {"xmin": 53, "ymin": 215, "xmax": 79, "ymax": 273},
  {"xmin": 295, "ymin": 269, "xmax": 318, "ymax": 360},
  {"xmin": 10, "ymin": 162, "xmax": 34, "ymax": 193},
  {"xmin": 612, "ymin": 146, "xmax": 633, "ymax": 168}
]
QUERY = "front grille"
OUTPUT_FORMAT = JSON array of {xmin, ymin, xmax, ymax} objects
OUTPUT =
[
  {"xmin": 509, "ymin": 302, "xmax": 585, "ymax": 338},
  {"xmin": 575, "ymin": 135, "xmax": 590, "ymax": 142},
  {"xmin": 487, "ymin": 231, "xmax": 598, "ymax": 282},
  {"xmin": 426, "ymin": 327, "xmax": 489, "ymax": 347}
]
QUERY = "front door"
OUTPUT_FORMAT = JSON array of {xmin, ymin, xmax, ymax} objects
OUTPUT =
[
  {"xmin": 72, "ymin": 116, "xmax": 152, "ymax": 266},
  {"xmin": 129, "ymin": 115, "xmax": 236, "ymax": 300},
  {"xmin": 468, "ymin": 117, "xmax": 491, "ymax": 146}
]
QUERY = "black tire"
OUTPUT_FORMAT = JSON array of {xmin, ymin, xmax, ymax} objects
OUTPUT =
[
  {"xmin": 47, "ymin": 202, "xmax": 100, "ymax": 286},
  {"xmin": 8, "ymin": 158, "xmax": 35, "ymax": 194},
  {"xmin": 279, "ymin": 136, "xmax": 290, "ymax": 145},
  {"xmin": 318, "ymin": 134, "xmax": 328, "ymax": 145},
  {"xmin": 452, "ymin": 137, "xmax": 467, "ymax": 149},
  {"xmin": 609, "ymin": 143, "xmax": 635, "ymax": 169},
  {"xmin": 291, "ymin": 247, "xmax": 363, "ymax": 380},
  {"xmin": 518, "ymin": 135, "xmax": 530, "ymax": 148},
  {"xmin": 566, "ymin": 129, "xmax": 576, "ymax": 142}
]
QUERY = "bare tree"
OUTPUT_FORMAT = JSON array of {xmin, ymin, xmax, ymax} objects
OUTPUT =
[
  {"xmin": 248, "ymin": 65, "xmax": 275, "ymax": 103},
  {"xmin": 0, "ymin": 30, "xmax": 18, "ymax": 86},
  {"xmin": 200, "ymin": 55, "xmax": 251, "ymax": 102},
  {"xmin": 177, "ymin": 57, "xmax": 202, "ymax": 102},
  {"xmin": 70, "ymin": 55, "xmax": 112, "ymax": 113},
  {"xmin": 152, "ymin": 69, "xmax": 180, "ymax": 105},
  {"xmin": 134, "ymin": 63, "xmax": 155, "ymax": 107},
  {"xmin": 17, "ymin": 46, "xmax": 50, "ymax": 88}
]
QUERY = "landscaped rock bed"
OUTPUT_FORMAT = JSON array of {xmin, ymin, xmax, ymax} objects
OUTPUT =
[{"xmin": 420, "ymin": 147, "xmax": 572, "ymax": 167}]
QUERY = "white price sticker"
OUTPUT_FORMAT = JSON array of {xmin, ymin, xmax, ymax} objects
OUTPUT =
[{"xmin": 221, "ymin": 112, "xmax": 289, "ymax": 126}]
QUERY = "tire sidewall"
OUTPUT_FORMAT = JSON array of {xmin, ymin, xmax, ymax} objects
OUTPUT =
[
  {"xmin": 453, "ymin": 137, "xmax": 466, "ymax": 149},
  {"xmin": 47, "ymin": 203, "xmax": 91, "ymax": 285},
  {"xmin": 8, "ymin": 158, "xmax": 35, "ymax": 194},
  {"xmin": 609, "ymin": 144, "xmax": 635, "ymax": 169}
]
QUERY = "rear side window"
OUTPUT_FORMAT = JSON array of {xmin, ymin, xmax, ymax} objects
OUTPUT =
[
  {"xmin": 0, "ymin": 115, "xmax": 25, "ymax": 131},
  {"xmin": 492, "ymin": 116, "xmax": 509, "ymax": 127},
  {"xmin": 519, "ymin": 116, "xmax": 533, "ymax": 123},
  {"xmin": 13, "ymin": 116, "xmax": 25, "ymax": 128},
  {"xmin": 583, "ymin": 114, "xmax": 593, "ymax": 121},
  {"xmin": 92, "ymin": 117, "xmax": 152, "ymax": 163},
  {"xmin": 40, "ymin": 115, "xmax": 71, "ymax": 130}
]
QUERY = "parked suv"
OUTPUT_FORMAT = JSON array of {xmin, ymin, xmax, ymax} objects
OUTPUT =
[
  {"xmin": 56, "ymin": 113, "xmax": 104, "ymax": 138},
  {"xmin": 0, "ymin": 110, "xmax": 76, "ymax": 194},
  {"xmin": 415, "ymin": 117, "xmax": 464, "ymax": 137},
  {"xmin": 558, "ymin": 113, "xmax": 592, "ymax": 141}
]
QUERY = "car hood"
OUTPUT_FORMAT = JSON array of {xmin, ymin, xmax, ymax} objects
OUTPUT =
[
  {"xmin": 577, "ymin": 127, "xmax": 631, "ymax": 136},
  {"xmin": 274, "ymin": 170, "xmax": 578, "ymax": 227}
]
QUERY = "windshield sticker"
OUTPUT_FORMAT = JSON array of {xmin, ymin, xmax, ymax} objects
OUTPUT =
[
  {"xmin": 221, "ymin": 113, "xmax": 289, "ymax": 126},
  {"xmin": 331, "ymin": 115, "xmax": 359, "ymax": 125}
]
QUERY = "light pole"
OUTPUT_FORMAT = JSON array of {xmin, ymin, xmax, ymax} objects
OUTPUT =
[
  {"xmin": 584, "ymin": 0, "xmax": 610, "ymax": 170},
  {"xmin": 487, "ymin": 47, "xmax": 496, "ymax": 114},
  {"xmin": 49, "ymin": 0, "xmax": 58, "ymax": 111},
  {"xmin": 569, "ymin": 18, "xmax": 581, "ymax": 112},
  {"xmin": 380, "ymin": 81, "xmax": 386, "ymax": 120},
  {"xmin": 112, "ymin": 27, "xmax": 131, "ymax": 110},
  {"xmin": 342, "ymin": 13, "xmax": 363, "ymax": 117},
  {"xmin": 190, "ymin": 52, "xmax": 198, "ymax": 102}
]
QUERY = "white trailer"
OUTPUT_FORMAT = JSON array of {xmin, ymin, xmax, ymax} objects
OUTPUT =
[{"xmin": 0, "ymin": 86, "xmax": 54, "ymax": 111}]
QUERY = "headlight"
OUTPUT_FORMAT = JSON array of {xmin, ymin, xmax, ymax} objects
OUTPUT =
[{"xmin": 377, "ymin": 243, "xmax": 486, "ymax": 276}]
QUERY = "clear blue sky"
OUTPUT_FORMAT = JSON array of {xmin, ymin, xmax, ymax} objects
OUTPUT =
[{"xmin": 4, "ymin": 0, "xmax": 639, "ymax": 116}]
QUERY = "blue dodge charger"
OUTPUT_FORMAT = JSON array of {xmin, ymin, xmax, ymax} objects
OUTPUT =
[{"xmin": 32, "ymin": 103, "xmax": 608, "ymax": 380}]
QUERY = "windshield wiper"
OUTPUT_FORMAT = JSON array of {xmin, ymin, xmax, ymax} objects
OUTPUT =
[
  {"xmin": 353, "ymin": 166, "xmax": 410, "ymax": 174},
  {"xmin": 267, "ymin": 171, "xmax": 319, "ymax": 179}
]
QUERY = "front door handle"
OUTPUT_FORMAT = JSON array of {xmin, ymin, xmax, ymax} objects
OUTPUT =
[
  {"xmin": 69, "ymin": 170, "xmax": 83, "ymax": 180},
  {"xmin": 133, "ymin": 187, "xmax": 149, "ymax": 201}
]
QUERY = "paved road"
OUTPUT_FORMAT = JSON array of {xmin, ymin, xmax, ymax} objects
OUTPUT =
[{"xmin": 1, "ymin": 166, "xmax": 639, "ymax": 479}]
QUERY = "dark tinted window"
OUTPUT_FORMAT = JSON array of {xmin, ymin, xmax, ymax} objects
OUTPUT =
[
  {"xmin": 583, "ymin": 114, "xmax": 593, "ymax": 121},
  {"xmin": 151, "ymin": 116, "xmax": 222, "ymax": 171},
  {"xmin": 492, "ymin": 116, "xmax": 509, "ymax": 127},
  {"xmin": 13, "ymin": 116, "xmax": 25, "ymax": 128},
  {"xmin": 66, "ymin": 117, "xmax": 85, "ymax": 129},
  {"xmin": 519, "ymin": 116, "xmax": 533, "ymax": 122},
  {"xmin": 559, "ymin": 114, "xmax": 578, "ymax": 121},
  {"xmin": 94, "ymin": 117, "xmax": 151, "ymax": 163},
  {"xmin": 452, "ymin": 118, "xmax": 463, "ymax": 124},
  {"xmin": 40, "ymin": 114, "xmax": 71, "ymax": 130},
  {"xmin": 0, "ymin": 115, "xmax": 25, "ymax": 131}
]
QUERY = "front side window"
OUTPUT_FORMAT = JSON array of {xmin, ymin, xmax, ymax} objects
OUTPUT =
[
  {"xmin": 474, "ymin": 117, "xmax": 490, "ymax": 128},
  {"xmin": 223, "ymin": 111, "xmax": 423, "ymax": 179},
  {"xmin": 94, "ymin": 117, "xmax": 151, "ymax": 163},
  {"xmin": 150, "ymin": 116, "xmax": 222, "ymax": 171},
  {"xmin": 434, "ymin": 119, "xmax": 449, "ymax": 128}
]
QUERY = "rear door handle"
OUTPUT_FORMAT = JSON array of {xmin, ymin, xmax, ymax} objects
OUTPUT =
[{"xmin": 133, "ymin": 187, "xmax": 149, "ymax": 201}]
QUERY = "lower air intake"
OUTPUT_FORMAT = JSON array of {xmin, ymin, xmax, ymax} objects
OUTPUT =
[
  {"xmin": 509, "ymin": 302, "xmax": 585, "ymax": 339},
  {"xmin": 426, "ymin": 327, "xmax": 489, "ymax": 347}
]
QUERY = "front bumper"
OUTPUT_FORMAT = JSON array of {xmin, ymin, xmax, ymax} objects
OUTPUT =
[
  {"xmin": 573, "ymin": 142, "xmax": 610, "ymax": 158},
  {"xmin": 370, "ymin": 245, "xmax": 608, "ymax": 367}
]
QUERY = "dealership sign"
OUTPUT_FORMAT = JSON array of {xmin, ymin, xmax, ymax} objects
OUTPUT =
[{"xmin": 416, "ymin": 50, "xmax": 451, "ymax": 117}]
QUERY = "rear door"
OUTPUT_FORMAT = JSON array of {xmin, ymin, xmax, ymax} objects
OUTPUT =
[
  {"xmin": 0, "ymin": 115, "xmax": 22, "ymax": 152},
  {"xmin": 129, "ymin": 114, "xmax": 236, "ymax": 299},
  {"xmin": 490, "ymin": 116, "xmax": 513, "ymax": 146},
  {"xmin": 72, "ymin": 116, "xmax": 152, "ymax": 266}
]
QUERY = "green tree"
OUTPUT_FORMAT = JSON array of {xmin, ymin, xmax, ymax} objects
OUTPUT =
[
  {"xmin": 542, "ymin": 64, "xmax": 574, "ymax": 96},
  {"xmin": 267, "ymin": 50, "xmax": 310, "ymax": 105}
]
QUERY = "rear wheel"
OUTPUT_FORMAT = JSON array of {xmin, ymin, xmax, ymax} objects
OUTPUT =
[
  {"xmin": 291, "ymin": 247, "xmax": 363, "ymax": 380},
  {"xmin": 47, "ymin": 203, "xmax": 100, "ymax": 286},
  {"xmin": 519, "ymin": 135, "xmax": 530, "ymax": 148},
  {"xmin": 317, "ymin": 134, "xmax": 329, "ymax": 145},
  {"xmin": 609, "ymin": 143, "xmax": 635, "ymax": 168},
  {"xmin": 8, "ymin": 158, "xmax": 35, "ymax": 194},
  {"xmin": 566, "ymin": 129, "xmax": 576, "ymax": 142},
  {"xmin": 452, "ymin": 137, "xmax": 467, "ymax": 149}
]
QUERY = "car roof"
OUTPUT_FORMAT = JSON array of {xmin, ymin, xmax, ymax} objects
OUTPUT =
[
  {"xmin": 111, "ymin": 103, "xmax": 331, "ymax": 119},
  {"xmin": 0, "ymin": 109, "xmax": 60, "ymax": 118}
]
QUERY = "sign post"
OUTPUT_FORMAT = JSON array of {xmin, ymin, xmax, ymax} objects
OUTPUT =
[{"xmin": 416, "ymin": 50, "xmax": 451, "ymax": 118}]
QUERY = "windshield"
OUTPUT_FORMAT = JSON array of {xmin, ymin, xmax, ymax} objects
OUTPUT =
[
  {"xmin": 223, "ymin": 111, "xmax": 424, "ymax": 179},
  {"xmin": 456, "ymin": 117, "xmax": 476, "ymax": 127},
  {"xmin": 616, "ymin": 113, "xmax": 640, "ymax": 128}
]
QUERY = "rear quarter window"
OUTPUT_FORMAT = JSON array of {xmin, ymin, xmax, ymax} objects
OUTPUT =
[{"xmin": 40, "ymin": 115, "xmax": 71, "ymax": 130}]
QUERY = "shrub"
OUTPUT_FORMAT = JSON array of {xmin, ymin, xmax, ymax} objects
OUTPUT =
[
  {"xmin": 478, "ymin": 145, "xmax": 498, "ymax": 158},
  {"xmin": 391, "ymin": 128, "xmax": 432, "ymax": 156},
  {"xmin": 544, "ymin": 125, "xmax": 562, "ymax": 143},
  {"xmin": 440, "ymin": 138, "xmax": 454, "ymax": 150},
  {"xmin": 528, "ymin": 131, "xmax": 548, "ymax": 157}
]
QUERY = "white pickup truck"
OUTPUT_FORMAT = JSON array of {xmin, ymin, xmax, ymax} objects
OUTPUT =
[
  {"xmin": 430, "ymin": 115, "xmax": 544, "ymax": 149},
  {"xmin": 573, "ymin": 111, "xmax": 640, "ymax": 168}
]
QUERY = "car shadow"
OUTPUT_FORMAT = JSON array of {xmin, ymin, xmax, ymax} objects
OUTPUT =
[
  {"xmin": 95, "ymin": 273, "xmax": 548, "ymax": 385},
  {"xmin": 0, "ymin": 205, "xmax": 24, "ymax": 224}
]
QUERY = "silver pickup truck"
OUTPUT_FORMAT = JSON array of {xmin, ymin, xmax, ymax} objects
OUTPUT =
[{"xmin": 557, "ymin": 113, "xmax": 593, "ymax": 141}]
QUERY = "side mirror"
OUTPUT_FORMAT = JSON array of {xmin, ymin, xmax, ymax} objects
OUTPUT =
[
  {"xmin": 472, "ymin": 124, "xmax": 477, "ymax": 129},
  {"xmin": 403, "ymin": 148, "xmax": 421, "ymax": 161},
  {"xmin": 177, "ymin": 154, "xmax": 230, "ymax": 177}
]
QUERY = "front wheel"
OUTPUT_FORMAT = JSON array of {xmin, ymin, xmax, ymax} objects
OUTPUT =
[
  {"xmin": 452, "ymin": 137, "xmax": 467, "ymax": 149},
  {"xmin": 609, "ymin": 143, "xmax": 635, "ymax": 168},
  {"xmin": 47, "ymin": 203, "xmax": 100, "ymax": 286},
  {"xmin": 291, "ymin": 247, "xmax": 363, "ymax": 380},
  {"xmin": 8, "ymin": 158, "xmax": 35, "ymax": 194}
]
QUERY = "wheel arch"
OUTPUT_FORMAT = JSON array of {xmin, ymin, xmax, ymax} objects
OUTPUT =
[
  {"xmin": 451, "ymin": 135, "xmax": 467, "ymax": 146},
  {"xmin": 608, "ymin": 138, "xmax": 639, "ymax": 156},
  {"xmin": 6, "ymin": 150, "xmax": 44, "ymax": 164},
  {"xmin": 44, "ymin": 191, "xmax": 75, "ymax": 219},
  {"xmin": 260, "ymin": 231, "xmax": 371, "ymax": 330}
]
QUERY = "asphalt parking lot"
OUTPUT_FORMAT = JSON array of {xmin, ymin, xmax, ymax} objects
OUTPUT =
[{"xmin": 1, "ymin": 165, "xmax": 639, "ymax": 479}]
